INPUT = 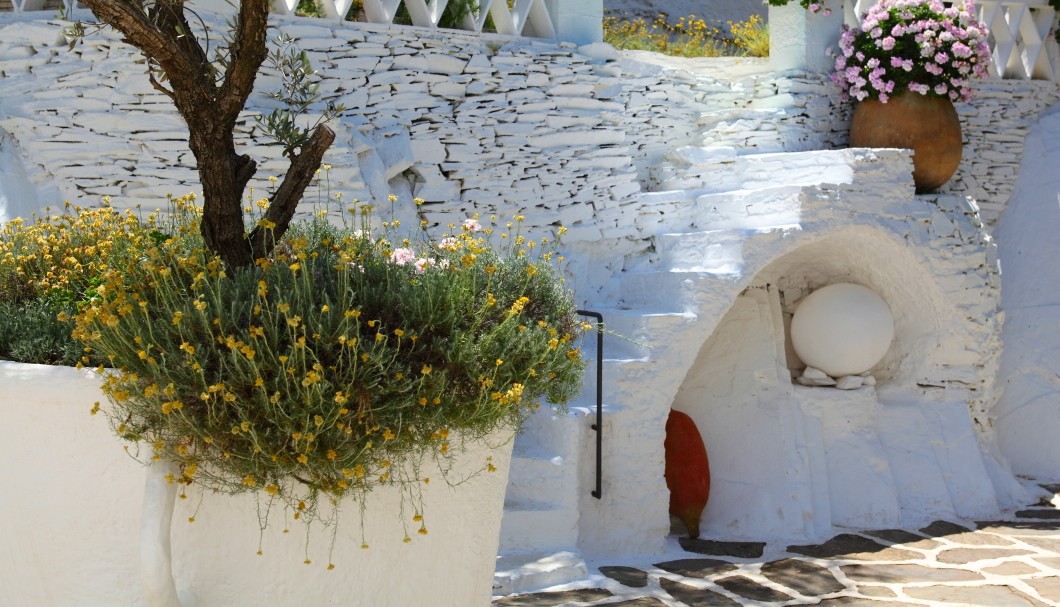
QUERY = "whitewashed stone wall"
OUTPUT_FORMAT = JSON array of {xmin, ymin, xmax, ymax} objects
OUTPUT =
[{"xmin": 1, "ymin": 14, "xmax": 1056, "ymax": 242}]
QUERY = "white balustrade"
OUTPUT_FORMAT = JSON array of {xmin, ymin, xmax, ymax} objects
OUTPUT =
[
  {"xmin": 3, "ymin": 0, "xmax": 77, "ymax": 16},
  {"xmin": 2, "ymin": 0, "xmax": 601, "ymax": 44},
  {"xmin": 271, "ymin": 0, "xmax": 602, "ymax": 43},
  {"xmin": 843, "ymin": 0, "xmax": 1057, "ymax": 80}
]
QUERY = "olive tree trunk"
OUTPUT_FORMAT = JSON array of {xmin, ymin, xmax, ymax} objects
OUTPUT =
[{"xmin": 78, "ymin": 0, "xmax": 335, "ymax": 269}]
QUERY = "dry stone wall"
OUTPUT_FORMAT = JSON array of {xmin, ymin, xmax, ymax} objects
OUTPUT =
[{"xmin": 0, "ymin": 12, "xmax": 1057, "ymax": 244}]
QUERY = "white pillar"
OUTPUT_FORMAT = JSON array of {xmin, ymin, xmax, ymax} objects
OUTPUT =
[
  {"xmin": 769, "ymin": 2, "xmax": 844, "ymax": 73},
  {"xmin": 545, "ymin": 0, "xmax": 603, "ymax": 45},
  {"xmin": 141, "ymin": 459, "xmax": 182, "ymax": 607}
]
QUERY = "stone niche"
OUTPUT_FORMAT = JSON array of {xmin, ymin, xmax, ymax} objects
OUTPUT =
[{"xmin": 669, "ymin": 229, "xmax": 1012, "ymax": 541}]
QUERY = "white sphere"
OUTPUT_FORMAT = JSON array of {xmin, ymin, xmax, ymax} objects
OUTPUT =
[{"xmin": 790, "ymin": 283, "xmax": 895, "ymax": 378}]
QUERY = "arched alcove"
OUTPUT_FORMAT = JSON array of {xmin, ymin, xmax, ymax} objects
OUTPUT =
[{"xmin": 669, "ymin": 227, "xmax": 1003, "ymax": 540}]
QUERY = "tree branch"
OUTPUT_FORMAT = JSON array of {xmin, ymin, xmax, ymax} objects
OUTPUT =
[
  {"xmin": 247, "ymin": 123, "xmax": 335, "ymax": 260},
  {"xmin": 81, "ymin": 0, "xmax": 214, "ymax": 112},
  {"xmin": 218, "ymin": 0, "xmax": 270, "ymax": 126},
  {"xmin": 81, "ymin": 0, "xmax": 194, "ymax": 82}
]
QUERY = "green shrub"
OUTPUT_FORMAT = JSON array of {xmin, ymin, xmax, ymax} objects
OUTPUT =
[{"xmin": 72, "ymin": 199, "xmax": 585, "ymax": 540}]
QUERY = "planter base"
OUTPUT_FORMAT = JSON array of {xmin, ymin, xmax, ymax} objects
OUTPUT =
[{"xmin": 850, "ymin": 93, "xmax": 962, "ymax": 193}]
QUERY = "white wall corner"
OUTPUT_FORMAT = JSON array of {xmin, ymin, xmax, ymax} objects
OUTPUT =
[
  {"xmin": 545, "ymin": 0, "xmax": 603, "ymax": 45},
  {"xmin": 769, "ymin": 2, "xmax": 844, "ymax": 73}
]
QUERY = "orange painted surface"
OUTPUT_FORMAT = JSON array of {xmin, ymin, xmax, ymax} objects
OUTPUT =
[{"xmin": 664, "ymin": 409, "xmax": 711, "ymax": 539}]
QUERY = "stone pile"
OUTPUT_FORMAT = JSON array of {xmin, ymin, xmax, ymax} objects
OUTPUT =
[{"xmin": 796, "ymin": 366, "xmax": 878, "ymax": 390}]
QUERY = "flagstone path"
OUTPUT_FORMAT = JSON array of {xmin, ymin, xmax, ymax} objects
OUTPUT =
[{"xmin": 494, "ymin": 485, "xmax": 1060, "ymax": 607}]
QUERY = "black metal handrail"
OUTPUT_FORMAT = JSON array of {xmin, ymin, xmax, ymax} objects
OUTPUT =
[{"xmin": 577, "ymin": 309, "xmax": 603, "ymax": 499}]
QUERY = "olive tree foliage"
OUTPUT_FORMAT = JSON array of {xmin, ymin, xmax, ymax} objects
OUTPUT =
[{"xmin": 72, "ymin": 0, "xmax": 336, "ymax": 269}]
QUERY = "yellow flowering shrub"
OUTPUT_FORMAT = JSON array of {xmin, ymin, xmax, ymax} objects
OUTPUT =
[
  {"xmin": 72, "ymin": 201, "xmax": 585, "ymax": 535},
  {"xmin": 0, "ymin": 203, "xmax": 159, "ymax": 364}
]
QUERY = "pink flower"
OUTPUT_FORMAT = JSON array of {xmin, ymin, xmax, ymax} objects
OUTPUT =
[
  {"xmin": 462, "ymin": 218, "xmax": 482, "ymax": 232},
  {"xmin": 413, "ymin": 258, "xmax": 436, "ymax": 274},
  {"xmin": 390, "ymin": 247, "xmax": 415, "ymax": 266},
  {"xmin": 879, "ymin": 36, "xmax": 896, "ymax": 50}
]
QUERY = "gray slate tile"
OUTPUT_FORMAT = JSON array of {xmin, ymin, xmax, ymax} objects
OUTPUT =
[
  {"xmin": 714, "ymin": 575, "xmax": 792, "ymax": 602},
  {"xmin": 493, "ymin": 588, "xmax": 613, "ymax": 606},
  {"xmin": 841, "ymin": 563, "xmax": 983, "ymax": 584},
  {"xmin": 760, "ymin": 558, "xmax": 845, "ymax": 596},
  {"xmin": 679, "ymin": 537, "xmax": 766, "ymax": 558},
  {"xmin": 599, "ymin": 566, "xmax": 649, "ymax": 588},
  {"xmin": 919, "ymin": 520, "xmax": 972, "ymax": 537},
  {"xmin": 653, "ymin": 558, "xmax": 738, "ymax": 579},
  {"xmin": 787, "ymin": 534, "xmax": 918, "ymax": 561},
  {"xmin": 660, "ymin": 578, "xmax": 742, "ymax": 607}
]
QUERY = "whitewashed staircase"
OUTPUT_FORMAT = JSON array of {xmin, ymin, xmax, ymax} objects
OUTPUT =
[{"xmin": 494, "ymin": 146, "xmax": 833, "ymax": 591}]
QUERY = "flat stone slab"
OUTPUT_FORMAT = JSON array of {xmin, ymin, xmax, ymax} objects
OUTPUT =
[
  {"xmin": 863, "ymin": 528, "xmax": 940, "ymax": 550},
  {"xmin": 978, "ymin": 521, "xmax": 1060, "ymax": 536},
  {"xmin": 787, "ymin": 534, "xmax": 919, "ymax": 561},
  {"xmin": 862, "ymin": 529, "xmax": 928, "ymax": 544},
  {"xmin": 715, "ymin": 575, "xmax": 793, "ymax": 602},
  {"xmin": 942, "ymin": 531, "xmax": 1016, "ymax": 547},
  {"xmin": 493, "ymin": 588, "xmax": 613, "ymax": 606},
  {"xmin": 936, "ymin": 547, "xmax": 1034, "ymax": 564},
  {"xmin": 920, "ymin": 520, "xmax": 973, "ymax": 537},
  {"xmin": 982, "ymin": 561, "xmax": 1042, "ymax": 576},
  {"xmin": 660, "ymin": 578, "xmax": 742, "ymax": 607},
  {"xmin": 815, "ymin": 597, "xmax": 920, "ymax": 606},
  {"xmin": 858, "ymin": 586, "xmax": 898, "ymax": 598},
  {"xmin": 904, "ymin": 584, "xmax": 1049, "ymax": 606},
  {"xmin": 1016, "ymin": 509, "xmax": 1060, "ymax": 520},
  {"xmin": 841, "ymin": 563, "xmax": 984, "ymax": 584},
  {"xmin": 653, "ymin": 558, "xmax": 738, "ymax": 579},
  {"xmin": 599, "ymin": 566, "xmax": 649, "ymax": 588},
  {"xmin": 1014, "ymin": 536, "xmax": 1060, "ymax": 553},
  {"xmin": 679, "ymin": 537, "xmax": 766, "ymax": 558},
  {"xmin": 760, "ymin": 558, "xmax": 846, "ymax": 596},
  {"xmin": 1034, "ymin": 556, "xmax": 1060, "ymax": 569},
  {"xmin": 1025, "ymin": 575, "xmax": 1060, "ymax": 602},
  {"xmin": 608, "ymin": 599, "xmax": 670, "ymax": 607}
]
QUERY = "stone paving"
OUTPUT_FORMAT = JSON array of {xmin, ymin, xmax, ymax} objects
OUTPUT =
[{"xmin": 494, "ymin": 485, "xmax": 1060, "ymax": 607}]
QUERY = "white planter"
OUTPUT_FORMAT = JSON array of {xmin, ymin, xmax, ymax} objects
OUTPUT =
[{"xmin": 0, "ymin": 360, "xmax": 514, "ymax": 607}]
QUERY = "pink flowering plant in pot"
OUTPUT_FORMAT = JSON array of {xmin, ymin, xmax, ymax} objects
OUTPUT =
[{"xmin": 833, "ymin": 0, "xmax": 991, "ymax": 103}]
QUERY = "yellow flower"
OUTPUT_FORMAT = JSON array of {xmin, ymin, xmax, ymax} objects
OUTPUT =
[
  {"xmin": 296, "ymin": 454, "xmax": 309, "ymax": 464},
  {"xmin": 242, "ymin": 475, "xmax": 257, "ymax": 488}
]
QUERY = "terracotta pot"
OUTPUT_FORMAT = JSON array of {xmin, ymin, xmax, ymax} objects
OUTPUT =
[
  {"xmin": 664, "ymin": 409, "xmax": 711, "ymax": 539},
  {"xmin": 850, "ymin": 92, "xmax": 962, "ymax": 192}
]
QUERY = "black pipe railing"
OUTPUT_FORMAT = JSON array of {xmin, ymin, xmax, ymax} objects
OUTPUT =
[{"xmin": 577, "ymin": 309, "xmax": 603, "ymax": 499}]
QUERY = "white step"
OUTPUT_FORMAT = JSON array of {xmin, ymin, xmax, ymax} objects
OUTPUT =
[
  {"xmin": 655, "ymin": 147, "xmax": 856, "ymax": 194},
  {"xmin": 505, "ymin": 453, "xmax": 577, "ymax": 508},
  {"xmin": 493, "ymin": 550, "xmax": 589, "ymax": 596},
  {"xmin": 499, "ymin": 505, "xmax": 579, "ymax": 550}
]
